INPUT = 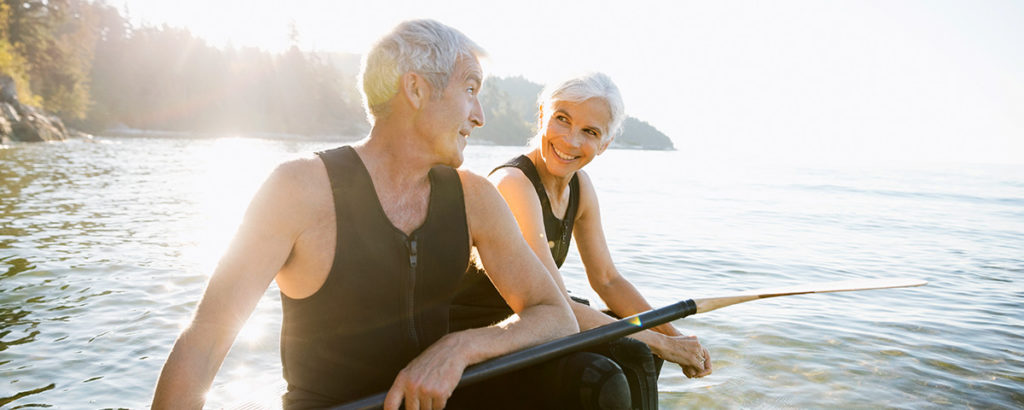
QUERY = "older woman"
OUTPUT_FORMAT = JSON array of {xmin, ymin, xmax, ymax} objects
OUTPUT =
[{"xmin": 451, "ymin": 72, "xmax": 712, "ymax": 409}]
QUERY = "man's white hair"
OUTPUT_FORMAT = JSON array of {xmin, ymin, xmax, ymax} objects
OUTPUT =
[
  {"xmin": 360, "ymin": 19, "xmax": 486, "ymax": 123},
  {"xmin": 538, "ymin": 72, "xmax": 625, "ymax": 142}
]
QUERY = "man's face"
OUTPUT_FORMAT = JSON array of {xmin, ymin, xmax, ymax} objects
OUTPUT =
[{"xmin": 416, "ymin": 57, "xmax": 485, "ymax": 167}]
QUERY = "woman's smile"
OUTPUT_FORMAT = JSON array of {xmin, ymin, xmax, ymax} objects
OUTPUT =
[{"xmin": 551, "ymin": 143, "xmax": 579, "ymax": 162}]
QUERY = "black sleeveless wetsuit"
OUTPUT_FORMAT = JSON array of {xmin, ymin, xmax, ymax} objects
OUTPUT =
[
  {"xmin": 281, "ymin": 146, "xmax": 470, "ymax": 409},
  {"xmin": 451, "ymin": 155, "xmax": 580, "ymax": 329},
  {"xmin": 450, "ymin": 155, "xmax": 665, "ymax": 410}
]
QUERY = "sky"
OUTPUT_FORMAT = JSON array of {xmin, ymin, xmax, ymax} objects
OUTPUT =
[{"xmin": 121, "ymin": 0, "xmax": 1023, "ymax": 164}]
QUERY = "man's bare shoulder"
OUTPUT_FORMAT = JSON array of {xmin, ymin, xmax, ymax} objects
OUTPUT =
[
  {"xmin": 457, "ymin": 168, "xmax": 495, "ymax": 201},
  {"xmin": 270, "ymin": 155, "xmax": 324, "ymax": 182},
  {"xmin": 246, "ymin": 155, "xmax": 331, "ymax": 226},
  {"xmin": 261, "ymin": 156, "xmax": 327, "ymax": 195},
  {"xmin": 457, "ymin": 168, "xmax": 511, "ymax": 216}
]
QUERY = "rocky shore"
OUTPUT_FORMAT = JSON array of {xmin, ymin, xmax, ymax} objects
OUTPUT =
[{"xmin": 0, "ymin": 74, "xmax": 88, "ymax": 144}]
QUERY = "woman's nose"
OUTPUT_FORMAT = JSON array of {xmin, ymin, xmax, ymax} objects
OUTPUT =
[{"xmin": 566, "ymin": 129, "xmax": 584, "ymax": 146}]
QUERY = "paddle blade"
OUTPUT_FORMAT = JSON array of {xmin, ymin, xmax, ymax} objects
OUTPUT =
[{"xmin": 694, "ymin": 278, "xmax": 927, "ymax": 314}]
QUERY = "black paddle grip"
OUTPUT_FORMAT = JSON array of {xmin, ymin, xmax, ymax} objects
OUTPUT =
[{"xmin": 332, "ymin": 299, "xmax": 697, "ymax": 410}]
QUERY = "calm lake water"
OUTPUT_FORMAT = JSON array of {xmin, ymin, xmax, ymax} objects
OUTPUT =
[{"xmin": 1, "ymin": 136, "xmax": 1022, "ymax": 409}]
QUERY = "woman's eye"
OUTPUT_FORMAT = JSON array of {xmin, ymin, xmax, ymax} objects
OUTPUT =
[
  {"xmin": 556, "ymin": 115, "xmax": 569, "ymax": 123},
  {"xmin": 467, "ymin": 87, "xmax": 476, "ymax": 95},
  {"xmin": 585, "ymin": 129, "xmax": 599, "ymax": 137}
]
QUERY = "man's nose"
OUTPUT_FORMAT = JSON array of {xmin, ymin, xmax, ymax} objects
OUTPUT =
[{"xmin": 470, "ymin": 99, "xmax": 485, "ymax": 127}]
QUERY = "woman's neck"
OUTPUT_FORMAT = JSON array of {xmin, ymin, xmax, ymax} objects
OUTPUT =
[{"xmin": 528, "ymin": 148, "xmax": 573, "ymax": 204}]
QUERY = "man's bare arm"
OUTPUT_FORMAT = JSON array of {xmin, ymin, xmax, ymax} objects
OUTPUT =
[
  {"xmin": 152, "ymin": 160, "xmax": 316, "ymax": 408},
  {"xmin": 462, "ymin": 169, "xmax": 578, "ymax": 356},
  {"xmin": 382, "ymin": 170, "xmax": 576, "ymax": 410}
]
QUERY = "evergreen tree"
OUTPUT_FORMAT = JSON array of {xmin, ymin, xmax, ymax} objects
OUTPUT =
[{"xmin": 3, "ymin": 0, "xmax": 97, "ymax": 118}]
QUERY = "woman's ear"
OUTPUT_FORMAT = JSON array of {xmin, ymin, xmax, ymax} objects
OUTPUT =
[{"xmin": 400, "ymin": 71, "xmax": 427, "ymax": 110}]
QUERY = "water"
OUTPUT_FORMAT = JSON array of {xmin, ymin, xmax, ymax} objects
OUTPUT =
[{"xmin": 1, "ymin": 136, "xmax": 1022, "ymax": 409}]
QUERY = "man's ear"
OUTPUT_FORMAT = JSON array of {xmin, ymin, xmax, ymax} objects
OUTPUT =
[{"xmin": 400, "ymin": 72, "xmax": 428, "ymax": 110}]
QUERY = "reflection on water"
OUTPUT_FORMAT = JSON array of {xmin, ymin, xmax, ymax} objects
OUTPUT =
[{"xmin": 1, "ymin": 137, "xmax": 1022, "ymax": 408}]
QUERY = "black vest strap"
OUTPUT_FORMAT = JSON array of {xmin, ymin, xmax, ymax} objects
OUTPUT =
[{"xmin": 492, "ymin": 155, "xmax": 579, "ymax": 268}]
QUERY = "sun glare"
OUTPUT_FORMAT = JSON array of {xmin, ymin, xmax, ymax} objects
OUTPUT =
[
  {"xmin": 183, "ymin": 137, "xmax": 281, "ymax": 274},
  {"xmin": 119, "ymin": 0, "xmax": 1024, "ymax": 164},
  {"xmin": 209, "ymin": 374, "xmax": 285, "ymax": 410},
  {"xmin": 236, "ymin": 315, "xmax": 266, "ymax": 345}
]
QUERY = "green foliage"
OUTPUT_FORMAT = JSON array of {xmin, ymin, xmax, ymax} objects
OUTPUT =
[
  {"xmin": 2, "ymin": 0, "xmax": 98, "ymax": 118},
  {"xmin": 0, "ymin": 0, "xmax": 366, "ymax": 134},
  {"xmin": 0, "ymin": 3, "xmax": 41, "ymax": 106}
]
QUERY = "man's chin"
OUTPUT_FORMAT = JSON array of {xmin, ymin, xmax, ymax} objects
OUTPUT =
[
  {"xmin": 451, "ymin": 139, "xmax": 467, "ymax": 167},
  {"xmin": 437, "ymin": 150, "xmax": 464, "ymax": 168},
  {"xmin": 449, "ymin": 154, "xmax": 465, "ymax": 168}
]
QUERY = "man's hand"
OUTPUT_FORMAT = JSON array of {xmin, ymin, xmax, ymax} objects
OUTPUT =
[
  {"xmin": 651, "ymin": 334, "xmax": 713, "ymax": 378},
  {"xmin": 383, "ymin": 334, "xmax": 468, "ymax": 410}
]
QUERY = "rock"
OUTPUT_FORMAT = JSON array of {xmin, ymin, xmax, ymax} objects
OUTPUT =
[
  {"xmin": 11, "ymin": 108, "xmax": 65, "ymax": 142},
  {"xmin": 0, "ymin": 102, "xmax": 16, "ymax": 142},
  {"xmin": 1, "ymin": 102, "xmax": 19, "ymax": 123},
  {"xmin": 3, "ymin": 100, "xmax": 66, "ymax": 142},
  {"xmin": 0, "ymin": 74, "xmax": 92, "ymax": 144},
  {"xmin": 0, "ymin": 73, "xmax": 77, "ymax": 143},
  {"xmin": 0, "ymin": 74, "xmax": 17, "ymax": 104},
  {"xmin": 48, "ymin": 114, "xmax": 67, "ymax": 137},
  {"xmin": 0, "ymin": 114, "xmax": 11, "ymax": 137},
  {"xmin": 68, "ymin": 129, "xmax": 94, "ymax": 140}
]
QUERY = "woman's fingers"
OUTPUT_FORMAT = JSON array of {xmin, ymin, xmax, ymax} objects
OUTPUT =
[
  {"xmin": 662, "ymin": 335, "xmax": 713, "ymax": 378},
  {"xmin": 696, "ymin": 346, "xmax": 713, "ymax": 377}
]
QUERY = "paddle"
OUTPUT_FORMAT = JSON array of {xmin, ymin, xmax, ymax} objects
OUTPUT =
[{"xmin": 332, "ymin": 278, "xmax": 926, "ymax": 410}]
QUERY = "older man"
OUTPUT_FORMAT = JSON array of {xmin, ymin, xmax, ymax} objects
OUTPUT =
[{"xmin": 152, "ymin": 20, "xmax": 576, "ymax": 409}]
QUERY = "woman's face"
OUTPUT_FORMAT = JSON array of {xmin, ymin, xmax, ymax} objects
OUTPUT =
[{"xmin": 538, "ymin": 97, "xmax": 613, "ymax": 178}]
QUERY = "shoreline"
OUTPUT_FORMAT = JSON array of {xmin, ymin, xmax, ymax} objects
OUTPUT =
[{"xmin": 97, "ymin": 128, "xmax": 675, "ymax": 151}]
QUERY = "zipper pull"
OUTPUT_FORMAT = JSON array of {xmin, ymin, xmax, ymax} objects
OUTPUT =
[{"xmin": 408, "ymin": 236, "xmax": 418, "ymax": 268}]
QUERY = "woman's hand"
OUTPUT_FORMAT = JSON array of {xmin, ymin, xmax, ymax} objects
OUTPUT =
[{"xmin": 651, "ymin": 334, "xmax": 713, "ymax": 378}]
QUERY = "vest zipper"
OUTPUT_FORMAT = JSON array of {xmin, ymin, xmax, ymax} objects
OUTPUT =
[{"xmin": 406, "ymin": 234, "xmax": 420, "ymax": 350}]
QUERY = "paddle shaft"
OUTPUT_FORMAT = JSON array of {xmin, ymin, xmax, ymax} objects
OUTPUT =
[
  {"xmin": 331, "ymin": 299, "xmax": 697, "ymax": 410},
  {"xmin": 331, "ymin": 278, "xmax": 926, "ymax": 410}
]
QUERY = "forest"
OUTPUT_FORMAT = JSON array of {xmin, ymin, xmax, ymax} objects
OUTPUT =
[{"xmin": 0, "ymin": 0, "xmax": 672, "ymax": 149}]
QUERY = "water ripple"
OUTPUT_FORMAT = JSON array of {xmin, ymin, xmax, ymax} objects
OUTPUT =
[{"xmin": 2, "ymin": 140, "xmax": 1022, "ymax": 408}]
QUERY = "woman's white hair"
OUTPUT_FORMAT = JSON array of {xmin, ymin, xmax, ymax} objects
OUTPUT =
[
  {"xmin": 537, "ymin": 72, "xmax": 625, "ymax": 142},
  {"xmin": 360, "ymin": 19, "xmax": 486, "ymax": 123}
]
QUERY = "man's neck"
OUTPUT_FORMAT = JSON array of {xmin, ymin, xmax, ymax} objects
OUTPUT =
[
  {"xmin": 353, "ymin": 125, "xmax": 439, "ymax": 235},
  {"xmin": 357, "ymin": 124, "xmax": 436, "ymax": 186}
]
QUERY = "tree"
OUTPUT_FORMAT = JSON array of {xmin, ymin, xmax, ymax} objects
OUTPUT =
[
  {"xmin": 0, "ymin": 2, "xmax": 41, "ymax": 107},
  {"xmin": 3, "ymin": 0, "xmax": 98, "ymax": 118}
]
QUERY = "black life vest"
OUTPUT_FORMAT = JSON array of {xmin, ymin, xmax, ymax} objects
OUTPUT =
[{"xmin": 281, "ymin": 146, "xmax": 470, "ymax": 408}]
